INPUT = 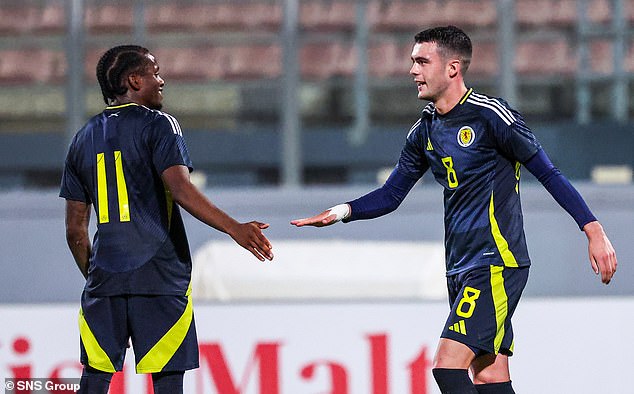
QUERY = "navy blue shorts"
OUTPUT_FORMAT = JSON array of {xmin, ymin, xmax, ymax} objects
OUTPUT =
[
  {"xmin": 78, "ymin": 291, "xmax": 199, "ymax": 373},
  {"xmin": 441, "ymin": 265, "xmax": 529, "ymax": 357}
]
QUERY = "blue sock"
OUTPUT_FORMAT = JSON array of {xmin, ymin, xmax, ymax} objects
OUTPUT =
[
  {"xmin": 432, "ymin": 368, "xmax": 478, "ymax": 394},
  {"xmin": 77, "ymin": 365, "xmax": 112, "ymax": 394},
  {"xmin": 475, "ymin": 381, "xmax": 515, "ymax": 393},
  {"xmin": 152, "ymin": 371, "xmax": 185, "ymax": 394}
]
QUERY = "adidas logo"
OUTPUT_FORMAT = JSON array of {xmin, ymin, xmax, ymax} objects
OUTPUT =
[
  {"xmin": 426, "ymin": 138, "xmax": 434, "ymax": 151},
  {"xmin": 448, "ymin": 320, "xmax": 467, "ymax": 335}
]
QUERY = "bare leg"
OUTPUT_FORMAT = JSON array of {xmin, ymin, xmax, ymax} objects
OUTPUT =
[
  {"xmin": 432, "ymin": 338, "xmax": 479, "ymax": 394},
  {"xmin": 471, "ymin": 353, "xmax": 510, "ymax": 384},
  {"xmin": 471, "ymin": 354, "xmax": 515, "ymax": 393},
  {"xmin": 433, "ymin": 338, "xmax": 477, "ymax": 369}
]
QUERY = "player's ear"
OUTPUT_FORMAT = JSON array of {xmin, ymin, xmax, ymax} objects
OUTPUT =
[
  {"xmin": 448, "ymin": 59, "xmax": 460, "ymax": 78},
  {"xmin": 127, "ymin": 72, "xmax": 142, "ymax": 91}
]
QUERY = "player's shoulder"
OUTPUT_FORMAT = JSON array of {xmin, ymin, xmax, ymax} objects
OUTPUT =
[
  {"xmin": 422, "ymin": 102, "xmax": 435, "ymax": 119},
  {"xmin": 406, "ymin": 102, "xmax": 434, "ymax": 139},
  {"xmin": 69, "ymin": 112, "xmax": 104, "ymax": 146},
  {"xmin": 126, "ymin": 106, "xmax": 184, "ymax": 136},
  {"xmin": 463, "ymin": 90, "xmax": 517, "ymax": 126}
]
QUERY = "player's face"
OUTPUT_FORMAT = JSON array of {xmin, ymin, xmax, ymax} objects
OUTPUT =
[
  {"xmin": 136, "ymin": 54, "xmax": 165, "ymax": 110},
  {"xmin": 409, "ymin": 42, "xmax": 451, "ymax": 102}
]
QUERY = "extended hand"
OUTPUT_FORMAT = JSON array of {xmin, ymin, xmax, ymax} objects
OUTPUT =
[
  {"xmin": 228, "ymin": 221, "xmax": 274, "ymax": 262},
  {"xmin": 291, "ymin": 209, "xmax": 339, "ymax": 227},
  {"xmin": 291, "ymin": 204, "xmax": 350, "ymax": 227}
]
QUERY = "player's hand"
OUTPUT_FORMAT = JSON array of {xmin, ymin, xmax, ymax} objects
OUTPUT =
[
  {"xmin": 291, "ymin": 210, "xmax": 337, "ymax": 227},
  {"xmin": 228, "ymin": 221, "xmax": 274, "ymax": 262},
  {"xmin": 583, "ymin": 221, "xmax": 617, "ymax": 284},
  {"xmin": 291, "ymin": 204, "xmax": 350, "ymax": 227}
]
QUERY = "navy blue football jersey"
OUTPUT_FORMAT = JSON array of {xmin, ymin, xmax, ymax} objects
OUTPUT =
[
  {"xmin": 60, "ymin": 103, "xmax": 194, "ymax": 296},
  {"xmin": 396, "ymin": 89, "xmax": 541, "ymax": 275}
]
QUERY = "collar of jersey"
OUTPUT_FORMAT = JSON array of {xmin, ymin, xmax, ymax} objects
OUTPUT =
[
  {"xmin": 435, "ymin": 88, "xmax": 473, "ymax": 119},
  {"xmin": 105, "ymin": 103, "xmax": 140, "ymax": 110},
  {"xmin": 459, "ymin": 88, "xmax": 473, "ymax": 105}
]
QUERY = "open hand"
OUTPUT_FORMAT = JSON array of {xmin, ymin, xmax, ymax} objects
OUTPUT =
[
  {"xmin": 228, "ymin": 221, "xmax": 274, "ymax": 262},
  {"xmin": 291, "ymin": 209, "xmax": 339, "ymax": 227}
]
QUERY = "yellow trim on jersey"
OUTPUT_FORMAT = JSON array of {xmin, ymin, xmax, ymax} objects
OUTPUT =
[
  {"xmin": 490, "ymin": 265, "xmax": 509, "ymax": 354},
  {"xmin": 136, "ymin": 294, "xmax": 194, "ymax": 373},
  {"xmin": 96, "ymin": 153, "xmax": 109, "ymax": 223},
  {"xmin": 459, "ymin": 88, "xmax": 473, "ymax": 105},
  {"xmin": 105, "ymin": 103, "xmax": 139, "ymax": 110},
  {"xmin": 78, "ymin": 309, "xmax": 116, "ymax": 373},
  {"xmin": 489, "ymin": 192, "xmax": 518, "ymax": 267},
  {"xmin": 114, "ymin": 151, "xmax": 130, "ymax": 222},
  {"xmin": 164, "ymin": 187, "xmax": 173, "ymax": 229}
]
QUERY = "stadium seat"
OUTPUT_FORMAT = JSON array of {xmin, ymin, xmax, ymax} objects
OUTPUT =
[
  {"xmin": 300, "ymin": 42, "xmax": 350, "ymax": 79},
  {"xmin": 0, "ymin": 49, "xmax": 64, "ymax": 85},
  {"xmin": 367, "ymin": 41, "xmax": 409, "ymax": 78},
  {"xmin": 514, "ymin": 38, "xmax": 576, "ymax": 76},
  {"xmin": 145, "ymin": 2, "xmax": 281, "ymax": 32},
  {"xmin": 515, "ymin": 0, "xmax": 578, "ymax": 27},
  {"xmin": 84, "ymin": 49, "xmax": 104, "ymax": 81},
  {"xmin": 153, "ymin": 47, "xmax": 218, "ymax": 81},
  {"xmin": 469, "ymin": 41, "xmax": 498, "ymax": 77},
  {"xmin": 516, "ymin": 0, "xmax": 618, "ymax": 26},
  {"xmin": 85, "ymin": 4, "xmax": 134, "ymax": 33},
  {"xmin": 238, "ymin": 2, "xmax": 283, "ymax": 31},
  {"xmin": 588, "ymin": 40, "xmax": 614, "ymax": 75},
  {"xmin": 35, "ymin": 2, "xmax": 65, "ymax": 34},
  {"xmin": 625, "ymin": 40, "xmax": 634, "ymax": 72},
  {"xmin": 225, "ymin": 44, "xmax": 282, "ymax": 80},
  {"xmin": 375, "ymin": 0, "xmax": 496, "ymax": 31},
  {"xmin": 586, "ymin": 0, "xmax": 612, "ymax": 24},
  {"xmin": 300, "ymin": 1, "xmax": 357, "ymax": 32},
  {"xmin": 0, "ymin": 3, "xmax": 64, "ymax": 35}
]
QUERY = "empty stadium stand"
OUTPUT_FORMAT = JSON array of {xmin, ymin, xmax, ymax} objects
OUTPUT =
[{"xmin": 0, "ymin": 0, "xmax": 634, "ymax": 190}]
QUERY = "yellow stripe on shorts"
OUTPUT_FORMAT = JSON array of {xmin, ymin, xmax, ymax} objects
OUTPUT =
[
  {"xmin": 136, "ymin": 295, "xmax": 194, "ymax": 373},
  {"xmin": 78, "ymin": 308, "xmax": 116, "ymax": 373}
]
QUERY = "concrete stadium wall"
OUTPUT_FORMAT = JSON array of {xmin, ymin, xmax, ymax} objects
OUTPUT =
[{"xmin": 0, "ymin": 183, "xmax": 631, "ymax": 303}]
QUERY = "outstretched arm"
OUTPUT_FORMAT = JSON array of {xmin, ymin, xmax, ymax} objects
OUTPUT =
[
  {"xmin": 291, "ymin": 168, "xmax": 418, "ymax": 227},
  {"xmin": 162, "ymin": 165, "xmax": 273, "ymax": 262},
  {"xmin": 524, "ymin": 149, "xmax": 617, "ymax": 283}
]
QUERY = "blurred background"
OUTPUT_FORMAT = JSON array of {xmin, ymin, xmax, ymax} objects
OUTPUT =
[{"xmin": 0, "ymin": 1, "xmax": 632, "ymax": 392}]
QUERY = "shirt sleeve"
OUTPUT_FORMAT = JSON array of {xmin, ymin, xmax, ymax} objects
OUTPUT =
[
  {"xmin": 59, "ymin": 138, "xmax": 90, "ymax": 203},
  {"xmin": 524, "ymin": 149, "xmax": 597, "ymax": 230},
  {"xmin": 491, "ymin": 107, "xmax": 541, "ymax": 163},
  {"xmin": 148, "ymin": 112, "xmax": 194, "ymax": 175},
  {"xmin": 345, "ymin": 119, "xmax": 428, "ymax": 222},
  {"xmin": 345, "ymin": 168, "xmax": 419, "ymax": 222},
  {"xmin": 395, "ymin": 118, "xmax": 430, "ymax": 179}
]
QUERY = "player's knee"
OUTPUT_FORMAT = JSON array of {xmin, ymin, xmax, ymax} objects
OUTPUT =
[
  {"xmin": 474, "ymin": 381, "xmax": 515, "ymax": 394},
  {"xmin": 471, "ymin": 353, "xmax": 510, "ymax": 384},
  {"xmin": 432, "ymin": 368, "xmax": 478, "ymax": 394}
]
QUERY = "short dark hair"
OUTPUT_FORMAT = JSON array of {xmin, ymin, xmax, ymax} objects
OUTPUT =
[
  {"xmin": 96, "ymin": 45, "xmax": 152, "ymax": 105},
  {"xmin": 414, "ymin": 26, "xmax": 472, "ymax": 74}
]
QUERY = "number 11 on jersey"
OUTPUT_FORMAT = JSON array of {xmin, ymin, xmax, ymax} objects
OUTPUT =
[{"xmin": 96, "ymin": 151, "xmax": 130, "ymax": 224}]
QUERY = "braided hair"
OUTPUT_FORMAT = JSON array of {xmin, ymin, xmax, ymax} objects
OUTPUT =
[{"xmin": 96, "ymin": 45, "xmax": 151, "ymax": 105}]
